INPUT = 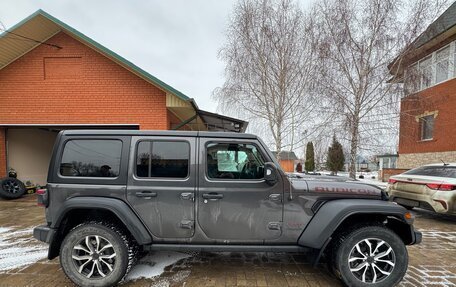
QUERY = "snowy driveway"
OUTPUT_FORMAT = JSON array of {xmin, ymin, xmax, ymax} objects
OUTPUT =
[{"xmin": 0, "ymin": 195, "xmax": 454, "ymax": 287}]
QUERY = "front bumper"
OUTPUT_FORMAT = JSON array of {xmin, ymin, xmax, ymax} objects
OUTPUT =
[
  {"xmin": 33, "ymin": 225, "xmax": 56, "ymax": 244},
  {"xmin": 411, "ymin": 229, "xmax": 422, "ymax": 245}
]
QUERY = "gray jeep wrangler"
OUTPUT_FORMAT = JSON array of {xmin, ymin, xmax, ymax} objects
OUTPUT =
[{"xmin": 33, "ymin": 130, "xmax": 421, "ymax": 287}]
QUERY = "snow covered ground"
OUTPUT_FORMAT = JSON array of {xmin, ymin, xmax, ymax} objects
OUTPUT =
[
  {"xmin": 127, "ymin": 251, "xmax": 192, "ymax": 281},
  {"xmin": 0, "ymin": 225, "xmax": 192, "ymax": 284},
  {"xmin": 0, "ymin": 227, "xmax": 48, "ymax": 272}
]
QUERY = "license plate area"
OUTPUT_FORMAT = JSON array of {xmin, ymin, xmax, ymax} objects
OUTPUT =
[
  {"xmin": 394, "ymin": 197, "xmax": 419, "ymax": 207},
  {"xmin": 396, "ymin": 182, "xmax": 425, "ymax": 194}
]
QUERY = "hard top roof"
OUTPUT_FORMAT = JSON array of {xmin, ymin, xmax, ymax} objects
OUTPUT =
[{"xmin": 60, "ymin": 130, "xmax": 258, "ymax": 139}]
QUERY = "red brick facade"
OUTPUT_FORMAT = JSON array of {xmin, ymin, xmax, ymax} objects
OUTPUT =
[
  {"xmin": 399, "ymin": 78, "xmax": 456, "ymax": 154},
  {"xmin": 0, "ymin": 31, "xmax": 176, "ymax": 176},
  {"xmin": 0, "ymin": 32, "xmax": 168, "ymax": 129},
  {"xmin": 0, "ymin": 129, "xmax": 5, "ymax": 177},
  {"xmin": 378, "ymin": 168, "xmax": 409, "ymax": 182}
]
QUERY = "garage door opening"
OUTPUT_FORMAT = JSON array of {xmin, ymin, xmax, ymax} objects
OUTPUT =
[
  {"xmin": 7, "ymin": 129, "xmax": 58, "ymax": 186},
  {"xmin": 3, "ymin": 124, "xmax": 140, "ymax": 186}
]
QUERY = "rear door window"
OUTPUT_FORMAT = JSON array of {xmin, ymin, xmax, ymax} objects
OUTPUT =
[
  {"xmin": 404, "ymin": 166, "xmax": 456, "ymax": 178},
  {"xmin": 60, "ymin": 140, "xmax": 122, "ymax": 177},
  {"xmin": 136, "ymin": 141, "xmax": 190, "ymax": 178}
]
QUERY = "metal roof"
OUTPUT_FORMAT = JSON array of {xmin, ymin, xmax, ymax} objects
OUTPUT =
[
  {"xmin": 376, "ymin": 154, "xmax": 398, "ymax": 158},
  {"xmin": 388, "ymin": 2, "xmax": 456, "ymax": 78},
  {"xmin": 271, "ymin": 151, "xmax": 298, "ymax": 161},
  {"xmin": 196, "ymin": 109, "xmax": 248, "ymax": 133},
  {"xmin": 413, "ymin": 1, "xmax": 456, "ymax": 49}
]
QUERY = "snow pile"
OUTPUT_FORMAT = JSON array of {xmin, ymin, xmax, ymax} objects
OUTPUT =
[
  {"xmin": 126, "ymin": 251, "xmax": 191, "ymax": 281},
  {"xmin": 0, "ymin": 227, "xmax": 48, "ymax": 272}
]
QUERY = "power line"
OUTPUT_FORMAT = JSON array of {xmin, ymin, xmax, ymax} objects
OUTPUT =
[{"xmin": 0, "ymin": 27, "xmax": 62, "ymax": 49}]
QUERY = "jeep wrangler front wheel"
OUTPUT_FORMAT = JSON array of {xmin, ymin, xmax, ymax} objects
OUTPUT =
[
  {"xmin": 60, "ymin": 222, "xmax": 137, "ymax": 287},
  {"xmin": 333, "ymin": 226, "xmax": 408, "ymax": 287}
]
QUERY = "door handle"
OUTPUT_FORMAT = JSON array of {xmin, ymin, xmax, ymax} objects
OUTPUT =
[
  {"xmin": 269, "ymin": 193, "xmax": 282, "ymax": 201},
  {"xmin": 135, "ymin": 191, "xmax": 157, "ymax": 198},
  {"xmin": 268, "ymin": 222, "xmax": 282, "ymax": 230},
  {"xmin": 180, "ymin": 192, "xmax": 194, "ymax": 201},
  {"xmin": 180, "ymin": 220, "xmax": 194, "ymax": 229},
  {"xmin": 202, "ymin": 193, "xmax": 224, "ymax": 200}
]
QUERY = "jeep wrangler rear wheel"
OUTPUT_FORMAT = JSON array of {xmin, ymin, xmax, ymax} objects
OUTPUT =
[
  {"xmin": 333, "ymin": 226, "xmax": 408, "ymax": 287},
  {"xmin": 60, "ymin": 222, "xmax": 136, "ymax": 287}
]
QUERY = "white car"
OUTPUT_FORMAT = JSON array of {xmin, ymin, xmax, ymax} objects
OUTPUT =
[{"xmin": 387, "ymin": 163, "xmax": 456, "ymax": 214}]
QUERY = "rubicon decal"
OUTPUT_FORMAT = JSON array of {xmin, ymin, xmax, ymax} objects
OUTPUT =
[{"xmin": 314, "ymin": 186, "xmax": 379, "ymax": 196}]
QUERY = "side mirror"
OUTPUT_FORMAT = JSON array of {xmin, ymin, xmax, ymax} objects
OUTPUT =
[{"xmin": 264, "ymin": 162, "xmax": 278, "ymax": 186}]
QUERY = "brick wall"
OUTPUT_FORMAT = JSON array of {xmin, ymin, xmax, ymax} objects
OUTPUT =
[
  {"xmin": 0, "ymin": 129, "xmax": 5, "ymax": 177},
  {"xmin": 280, "ymin": 159, "xmax": 295, "ymax": 173},
  {"xmin": 0, "ymin": 32, "xmax": 169, "ymax": 130},
  {"xmin": 0, "ymin": 32, "xmax": 174, "ymax": 177},
  {"xmin": 397, "ymin": 151, "xmax": 456, "ymax": 169},
  {"xmin": 378, "ymin": 168, "xmax": 409, "ymax": 182},
  {"xmin": 399, "ymin": 79, "xmax": 456, "ymax": 155}
]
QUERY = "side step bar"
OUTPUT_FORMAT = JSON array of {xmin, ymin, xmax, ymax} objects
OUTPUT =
[{"xmin": 144, "ymin": 244, "xmax": 310, "ymax": 253}]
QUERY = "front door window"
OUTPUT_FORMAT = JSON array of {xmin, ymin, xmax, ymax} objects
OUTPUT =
[{"xmin": 206, "ymin": 143, "xmax": 264, "ymax": 180}]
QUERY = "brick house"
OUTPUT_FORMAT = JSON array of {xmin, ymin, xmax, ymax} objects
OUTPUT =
[
  {"xmin": 0, "ymin": 10, "xmax": 247, "ymax": 185},
  {"xmin": 389, "ymin": 2, "xmax": 456, "ymax": 169}
]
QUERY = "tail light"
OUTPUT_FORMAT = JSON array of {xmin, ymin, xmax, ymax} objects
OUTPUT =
[
  {"xmin": 426, "ymin": 183, "xmax": 455, "ymax": 191},
  {"xmin": 388, "ymin": 178, "xmax": 397, "ymax": 184},
  {"xmin": 426, "ymin": 183, "xmax": 440, "ymax": 190},
  {"xmin": 438, "ymin": 184, "xmax": 456, "ymax": 191},
  {"xmin": 36, "ymin": 188, "xmax": 48, "ymax": 207}
]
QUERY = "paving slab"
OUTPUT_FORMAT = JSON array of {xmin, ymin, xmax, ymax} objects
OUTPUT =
[{"xmin": 0, "ymin": 195, "xmax": 454, "ymax": 286}]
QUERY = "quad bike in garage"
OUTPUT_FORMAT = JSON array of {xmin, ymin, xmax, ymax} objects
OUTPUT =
[{"xmin": 0, "ymin": 169, "xmax": 27, "ymax": 199}]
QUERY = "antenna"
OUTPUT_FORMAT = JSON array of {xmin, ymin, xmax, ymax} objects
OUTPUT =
[{"xmin": 440, "ymin": 159, "xmax": 448, "ymax": 166}]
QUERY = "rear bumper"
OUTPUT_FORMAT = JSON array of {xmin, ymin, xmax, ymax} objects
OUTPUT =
[
  {"xmin": 389, "ymin": 189, "xmax": 455, "ymax": 214},
  {"xmin": 33, "ymin": 225, "xmax": 56, "ymax": 244}
]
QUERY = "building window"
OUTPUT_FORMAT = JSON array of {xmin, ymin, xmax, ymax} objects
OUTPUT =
[
  {"xmin": 60, "ymin": 140, "xmax": 122, "ymax": 177},
  {"xmin": 136, "ymin": 141, "xmax": 189, "ymax": 178},
  {"xmin": 206, "ymin": 143, "xmax": 265, "ymax": 180},
  {"xmin": 436, "ymin": 46, "xmax": 450, "ymax": 83},
  {"xmin": 420, "ymin": 115, "xmax": 434, "ymax": 140},
  {"xmin": 405, "ymin": 42, "xmax": 456, "ymax": 94},
  {"xmin": 454, "ymin": 44, "xmax": 456, "ymax": 77},
  {"xmin": 405, "ymin": 63, "xmax": 420, "ymax": 94},
  {"xmin": 419, "ymin": 56, "xmax": 433, "ymax": 90}
]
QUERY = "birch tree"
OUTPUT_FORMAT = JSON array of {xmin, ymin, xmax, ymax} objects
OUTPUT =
[
  {"xmin": 310, "ymin": 0, "xmax": 449, "ymax": 178},
  {"xmin": 214, "ymin": 0, "xmax": 316, "ymax": 153}
]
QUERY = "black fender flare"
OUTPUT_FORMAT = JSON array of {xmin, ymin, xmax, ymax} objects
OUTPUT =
[
  {"xmin": 52, "ymin": 197, "xmax": 153, "ymax": 245},
  {"xmin": 298, "ymin": 199, "xmax": 412, "ymax": 249}
]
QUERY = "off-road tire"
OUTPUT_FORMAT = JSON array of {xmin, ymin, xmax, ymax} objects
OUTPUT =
[
  {"xmin": 0, "ymin": 177, "xmax": 26, "ymax": 199},
  {"xmin": 332, "ymin": 225, "xmax": 408, "ymax": 287},
  {"xmin": 60, "ymin": 222, "xmax": 138, "ymax": 287}
]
